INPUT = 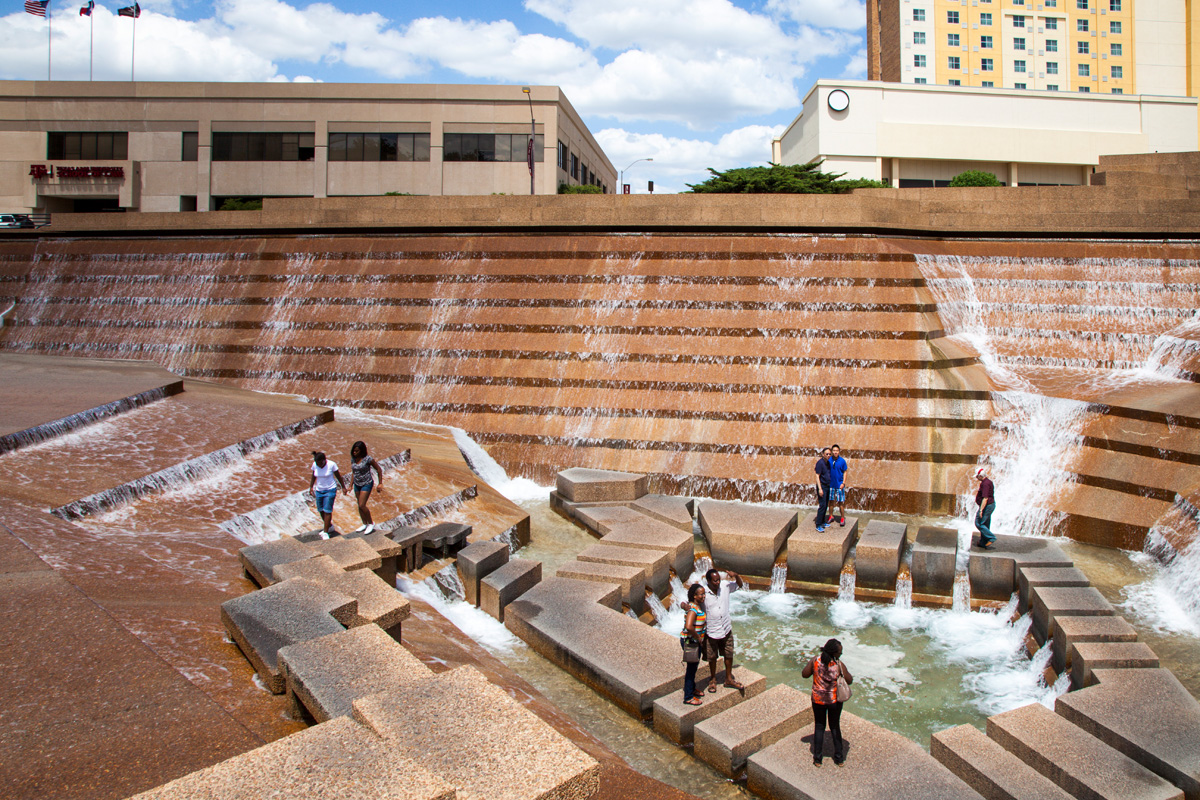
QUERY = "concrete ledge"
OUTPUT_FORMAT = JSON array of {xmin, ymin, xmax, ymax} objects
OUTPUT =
[
  {"xmin": 970, "ymin": 536, "xmax": 1074, "ymax": 603},
  {"xmin": 854, "ymin": 520, "xmax": 908, "ymax": 590},
  {"xmin": 1068, "ymin": 641, "xmax": 1160, "ymax": 688},
  {"xmin": 238, "ymin": 537, "xmax": 317, "ymax": 588},
  {"xmin": 556, "ymin": 467, "xmax": 648, "ymax": 503},
  {"xmin": 1056, "ymin": 668, "xmax": 1200, "ymax": 800},
  {"xmin": 272, "ymin": 555, "xmax": 410, "ymax": 633},
  {"xmin": 786, "ymin": 514, "xmax": 858, "ymax": 584},
  {"xmin": 1019, "ymin": 566, "xmax": 1090, "ymax": 615},
  {"xmin": 632, "ymin": 494, "xmax": 695, "ymax": 533},
  {"xmin": 345, "ymin": 530, "xmax": 404, "ymax": 587},
  {"xmin": 693, "ymin": 684, "xmax": 813, "ymax": 778},
  {"xmin": 698, "ymin": 500, "xmax": 797, "ymax": 578},
  {"xmin": 456, "ymin": 540, "xmax": 509, "ymax": 607},
  {"xmin": 1052, "ymin": 615, "xmax": 1139, "ymax": 674},
  {"xmin": 307, "ymin": 537, "xmax": 382, "ymax": 573},
  {"xmin": 931, "ymin": 723, "xmax": 1073, "ymax": 800},
  {"xmin": 986, "ymin": 702, "xmax": 1182, "ymax": 800},
  {"xmin": 573, "ymin": 504, "xmax": 650, "ymax": 535},
  {"xmin": 576, "ymin": 543, "xmax": 670, "ymax": 595},
  {"xmin": 480, "ymin": 558, "xmax": 542, "ymax": 622},
  {"xmin": 911, "ymin": 526, "xmax": 958, "ymax": 596},
  {"xmin": 555, "ymin": 560, "xmax": 646, "ymax": 615},
  {"xmin": 1030, "ymin": 586, "xmax": 1115, "ymax": 642},
  {"xmin": 652, "ymin": 667, "xmax": 767, "ymax": 745},
  {"xmin": 599, "ymin": 517, "xmax": 695, "ymax": 580}
]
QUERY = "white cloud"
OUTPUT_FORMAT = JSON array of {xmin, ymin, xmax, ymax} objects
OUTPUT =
[
  {"xmin": 596, "ymin": 124, "xmax": 784, "ymax": 193},
  {"xmin": 841, "ymin": 48, "xmax": 867, "ymax": 78},
  {"xmin": 767, "ymin": 0, "xmax": 866, "ymax": 30}
]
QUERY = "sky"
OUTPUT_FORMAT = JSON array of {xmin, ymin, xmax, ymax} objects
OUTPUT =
[{"xmin": 1, "ymin": 0, "xmax": 868, "ymax": 192}]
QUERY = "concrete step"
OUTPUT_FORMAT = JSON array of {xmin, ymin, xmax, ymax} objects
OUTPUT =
[
  {"xmin": 986, "ymin": 701, "xmax": 1183, "ymax": 800},
  {"xmin": 631, "ymin": 494, "xmax": 695, "ymax": 533},
  {"xmin": 1068, "ymin": 641, "xmax": 1159, "ymax": 688},
  {"xmin": 931, "ymin": 723, "xmax": 1074, "ymax": 800},
  {"xmin": 652, "ymin": 667, "xmax": 767, "ymax": 745},
  {"xmin": 698, "ymin": 500, "xmax": 797, "ymax": 578},
  {"xmin": 576, "ymin": 543, "xmax": 670, "ymax": 595},
  {"xmin": 555, "ymin": 560, "xmax": 646, "ymax": 614},
  {"xmin": 273, "ymin": 554, "xmax": 409, "ymax": 636},
  {"xmin": 787, "ymin": 514, "xmax": 859, "ymax": 585},
  {"xmin": 599, "ymin": 518, "xmax": 695, "ymax": 580},
  {"xmin": 1051, "ymin": 615, "xmax": 1139, "ymax": 674},
  {"xmin": 693, "ymin": 683, "xmax": 812, "ymax": 778}
]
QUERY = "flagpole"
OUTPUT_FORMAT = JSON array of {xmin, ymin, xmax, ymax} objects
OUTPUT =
[
  {"xmin": 89, "ymin": 10, "xmax": 93, "ymax": 80},
  {"xmin": 47, "ymin": 6, "xmax": 52, "ymax": 80},
  {"xmin": 131, "ymin": 14, "xmax": 136, "ymax": 81}
]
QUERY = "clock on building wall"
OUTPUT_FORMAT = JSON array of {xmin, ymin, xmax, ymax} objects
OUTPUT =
[{"xmin": 827, "ymin": 89, "xmax": 850, "ymax": 112}]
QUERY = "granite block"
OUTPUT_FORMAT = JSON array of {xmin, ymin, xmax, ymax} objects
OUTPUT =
[
  {"xmin": 1068, "ymin": 641, "xmax": 1159, "ymax": 688},
  {"xmin": 577, "ymin": 543, "xmax": 670, "ymax": 595},
  {"xmin": 911, "ymin": 526, "xmax": 959, "ymax": 596},
  {"xmin": 272, "ymin": 555, "xmax": 410, "ymax": 633},
  {"xmin": 238, "ymin": 536, "xmax": 317, "ymax": 588},
  {"xmin": 456, "ymin": 540, "xmax": 509, "ymax": 607},
  {"xmin": 555, "ymin": 560, "xmax": 646, "ymax": 614},
  {"xmin": 1051, "ymin": 615, "xmax": 1139, "ymax": 673},
  {"xmin": 345, "ymin": 530, "xmax": 403, "ymax": 587},
  {"xmin": 986, "ymin": 702, "xmax": 1182, "ymax": 800},
  {"xmin": 632, "ymin": 494, "xmax": 696, "ymax": 532},
  {"xmin": 599, "ymin": 517, "xmax": 695, "ymax": 580},
  {"xmin": 307, "ymin": 537, "xmax": 382, "ymax": 573},
  {"xmin": 1030, "ymin": 586, "xmax": 1115, "ymax": 641},
  {"xmin": 421, "ymin": 522, "xmax": 471, "ymax": 557},
  {"xmin": 573, "ymin": 504, "xmax": 649, "ymax": 535},
  {"xmin": 698, "ymin": 500, "xmax": 797, "ymax": 578},
  {"xmin": 653, "ymin": 667, "xmax": 767, "ymax": 745},
  {"xmin": 220, "ymin": 578, "xmax": 356, "ymax": 694},
  {"xmin": 693, "ymin": 684, "xmax": 813, "ymax": 778},
  {"xmin": 854, "ymin": 520, "xmax": 908, "ymax": 590},
  {"xmin": 556, "ymin": 467, "xmax": 648, "ymax": 503},
  {"xmin": 1057, "ymin": 668, "xmax": 1200, "ymax": 800},
  {"xmin": 480, "ymin": 558, "xmax": 542, "ymax": 622},
  {"xmin": 787, "ymin": 514, "xmax": 858, "ymax": 584},
  {"xmin": 970, "ymin": 536, "xmax": 1075, "ymax": 603},
  {"xmin": 931, "ymin": 723, "xmax": 1073, "ymax": 800},
  {"xmin": 1018, "ymin": 566, "xmax": 1090, "ymax": 615},
  {"xmin": 277, "ymin": 625, "xmax": 433, "ymax": 723}
]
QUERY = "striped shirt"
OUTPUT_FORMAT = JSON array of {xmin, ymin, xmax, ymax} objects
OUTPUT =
[
  {"xmin": 811, "ymin": 657, "xmax": 843, "ymax": 705},
  {"xmin": 680, "ymin": 603, "xmax": 706, "ymax": 639}
]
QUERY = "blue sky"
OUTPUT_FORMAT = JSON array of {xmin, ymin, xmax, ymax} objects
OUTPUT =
[{"xmin": 2, "ymin": 0, "xmax": 868, "ymax": 191}]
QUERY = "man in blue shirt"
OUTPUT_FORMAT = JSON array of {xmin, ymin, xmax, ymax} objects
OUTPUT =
[
  {"xmin": 814, "ymin": 447, "xmax": 832, "ymax": 532},
  {"xmin": 827, "ymin": 444, "xmax": 849, "ymax": 527}
]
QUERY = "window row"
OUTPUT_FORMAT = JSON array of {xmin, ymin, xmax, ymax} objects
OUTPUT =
[
  {"xmin": 47, "ymin": 132, "xmax": 128, "ymax": 160},
  {"xmin": 330, "ymin": 133, "xmax": 430, "ymax": 162},
  {"xmin": 212, "ymin": 132, "xmax": 315, "ymax": 162},
  {"xmin": 443, "ymin": 133, "xmax": 544, "ymax": 162},
  {"xmin": 556, "ymin": 140, "xmax": 603, "ymax": 187},
  {"xmin": 923, "ymin": 33, "xmax": 1121, "ymax": 52},
  {"xmin": 918, "ymin": 10, "xmax": 1122, "ymax": 31}
]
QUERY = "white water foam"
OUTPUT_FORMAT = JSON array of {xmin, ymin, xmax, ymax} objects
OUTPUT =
[
  {"xmin": 449, "ymin": 425, "xmax": 550, "ymax": 503},
  {"xmin": 397, "ymin": 575, "xmax": 520, "ymax": 654},
  {"xmin": 1122, "ymin": 525, "xmax": 1200, "ymax": 637}
]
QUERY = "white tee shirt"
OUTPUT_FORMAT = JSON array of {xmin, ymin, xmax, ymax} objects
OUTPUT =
[
  {"xmin": 312, "ymin": 460, "xmax": 339, "ymax": 491},
  {"xmin": 704, "ymin": 579, "xmax": 738, "ymax": 639}
]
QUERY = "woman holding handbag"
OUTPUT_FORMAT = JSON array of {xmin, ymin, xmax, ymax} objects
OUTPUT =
[
  {"xmin": 680, "ymin": 583, "xmax": 707, "ymax": 706},
  {"xmin": 802, "ymin": 638, "xmax": 853, "ymax": 766}
]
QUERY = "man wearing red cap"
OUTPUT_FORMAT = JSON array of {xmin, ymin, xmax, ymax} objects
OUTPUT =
[{"xmin": 974, "ymin": 468, "xmax": 996, "ymax": 549}]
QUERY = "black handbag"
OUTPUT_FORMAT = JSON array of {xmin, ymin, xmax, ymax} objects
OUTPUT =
[{"xmin": 681, "ymin": 636, "xmax": 701, "ymax": 663}]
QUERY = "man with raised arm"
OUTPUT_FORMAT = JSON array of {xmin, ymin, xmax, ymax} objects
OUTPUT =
[{"xmin": 703, "ymin": 567, "xmax": 746, "ymax": 692}]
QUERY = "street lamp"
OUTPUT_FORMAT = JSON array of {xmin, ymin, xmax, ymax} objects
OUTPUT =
[
  {"xmin": 620, "ymin": 158, "xmax": 654, "ymax": 194},
  {"xmin": 522, "ymin": 86, "xmax": 535, "ymax": 196}
]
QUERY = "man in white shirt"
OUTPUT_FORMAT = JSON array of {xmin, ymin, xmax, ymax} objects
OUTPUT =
[{"xmin": 703, "ymin": 568, "xmax": 746, "ymax": 691}]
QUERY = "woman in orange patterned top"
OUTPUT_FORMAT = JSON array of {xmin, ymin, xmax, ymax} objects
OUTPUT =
[{"xmin": 802, "ymin": 638, "xmax": 853, "ymax": 766}]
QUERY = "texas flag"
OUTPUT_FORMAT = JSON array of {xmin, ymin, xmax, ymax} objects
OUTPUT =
[
  {"xmin": 79, "ymin": 0, "xmax": 93, "ymax": 15},
  {"xmin": 117, "ymin": 2, "xmax": 139, "ymax": 17}
]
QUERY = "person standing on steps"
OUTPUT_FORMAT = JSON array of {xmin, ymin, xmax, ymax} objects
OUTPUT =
[
  {"xmin": 827, "ymin": 444, "xmax": 849, "ymax": 527},
  {"xmin": 814, "ymin": 447, "xmax": 832, "ymax": 533},
  {"xmin": 802, "ymin": 638, "xmax": 853, "ymax": 767},
  {"xmin": 680, "ymin": 583, "xmax": 708, "ymax": 706},
  {"xmin": 349, "ymin": 440, "xmax": 384, "ymax": 534},
  {"xmin": 308, "ymin": 451, "xmax": 347, "ymax": 537},
  {"xmin": 974, "ymin": 467, "xmax": 997, "ymax": 549},
  {"xmin": 704, "ymin": 568, "xmax": 746, "ymax": 692}
]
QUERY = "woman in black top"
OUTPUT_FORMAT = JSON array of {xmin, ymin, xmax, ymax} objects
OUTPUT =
[{"xmin": 349, "ymin": 440, "xmax": 384, "ymax": 534}]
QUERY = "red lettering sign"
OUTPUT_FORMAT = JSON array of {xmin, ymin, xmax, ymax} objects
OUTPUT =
[
  {"xmin": 54, "ymin": 166, "xmax": 124, "ymax": 178},
  {"xmin": 29, "ymin": 164, "xmax": 53, "ymax": 179}
]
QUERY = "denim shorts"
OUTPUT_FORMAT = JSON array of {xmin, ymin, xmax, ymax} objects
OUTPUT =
[
  {"xmin": 354, "ymin": 481, "xmax": 374, "ymax": 494},
  {"xmin": 314, "ymin": 488, "xmax": 337, "ymax": 514}
]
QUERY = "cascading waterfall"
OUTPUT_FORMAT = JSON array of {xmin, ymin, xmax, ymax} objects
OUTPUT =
[
  {"xmin": 769, "ymin": 562, "xmax": 788, "ymax": 594},
  {"xmin": 893, "ymin": 569, "xmax": 913, "ymax": 610},
  {"xmin": 669, "ymin": 574, "xmax": 688, "ymax": 609},
  {"xmin": 433, "ymin": 564, "xmax": 466, "ymax": 600},
  {"xmin": 692, "ymin": 555, "xmax": 713, "ymax": 577},
  {"xmin": 952, "ymin": 573, "xmax": 972, "ymax": 613},
  {"xmin": 221, "ymin": 492, "xmax": 319, "ymax": 546},
  {"xmin": 837, "ymin": 567, "xmax": 856, "ymax": 602},
  {"xmin": 645, "ymin": 590, "xmax": 669, "ymax": 622},
  {"xmin": 1124, "ymin": 497, "xmax": 1200, "ymax": 635}
]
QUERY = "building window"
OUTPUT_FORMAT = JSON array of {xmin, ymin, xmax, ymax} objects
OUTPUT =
[
  {"xmin": 1045, "ymin": 0, "xmax": 1056, "ymax": 5},
  {"xmin": 1078, "ymin": 63, "xmax": 1090, "ymax": 76},
  {"xmin": 557, "ymin": 141, "xmax": 569, "ymax": 171},
  {"xmin": 1077, "ymin": 41, "xmax": 1089, "ymax": 54},
  {"xmin": 982, "ymin": 80, "xmax": 995, "ymax": 87},
  {"xmin": 1047, "ymin": 84, "xmax": 1059, "ymax": 90},
  {"xmin": 1110, "ymin": 20, "xmax": 1121, "ymax": 33},
  {"xmin": 982, "ymin": 58, "xmax": 994, "ymax": 70},
  {"xmin": 1046, "ymin": 61, "xmax": 1059, "ymax": 74},
  {"xmin": 949, "ymin": 79, "xmax": 962, "ymax": 85},
  {"xmin": 1110, "ymin": 43, "xmax": 1122, "ymax": 55},
  {"xmin": 1046, "ymin": 39, "xmax": 1058, "ymax": 52},
  {"xmin": 914, "ymin": 77, "xmax": 928, "ymax": 84},
  {"xmin": 1015, "ymin": 59, "xmax": 1026, "ymax": 72},
  {"xmin": 1079, "ymin": 86, "xmax": 1091, "ymax": 92},
  {"xmin": 980, "ymin": 12, "xmax": 992, "ymax": 24},
  {"xmin": 1076, "ymin": 0, "xmax": 1087, "ymax": 8},
  {"xmin": 181, "ymin": 132, "xmax": 197, "ymax": 162},
  {"xmin": 947, "ymin": 33, "xmax": 959, "ymax": 46},
  {"xmin": 949, "ymin": 56, "xmax": 961, "ymax": 69},
  {"xmin": 1013, "ymin": 15, "xmax": 1026, "ymax": 27},
  {"xmin": 1111, "ymin": 87, "xmax": 1123, "ymax": 94},
  {"xmin": 981, "ymin": 35, "xmax": 993, "ymax": 47},
  {"xmin": 914, "ymin": 54, "xmax": 927, "ymax": 67},
  {"xmin": 1109, "ymin": 0, "xmax": 1120, "ymax": 9},
  {"xmin": 211, "ymin": 132, "xmax": 314, "ymax": 161},
  {"xmin": 1077, "ymin": 18, "xmax": 1088, "ymax": 31},
  {"xmin": 1015, "ymin": 82, "xmax": 1027, "ymax": 88},
  {"xmin": 47, "ymin": 132, "xmax": 128, "ymax": 160},
  {"xmin": 947, "ymin": 10, "xmax": 960, "ymax": 23},
  {"xmin": 1111, "ymin": 65, "xmax": 1123, "ymax": 78},
  {"xmin": 570, "ymin": 154, "xmax": 579, "ymax": 180},
  {"xmin": 329, "ymin": 133, "xmax": 431, "ymax": 162},
  {"xmin": 1014, "ymin": 37, "xmax": 1026, "ymax": 49},
  {"xmin": 913, "ymin": 8, "xmax": 925, "ymax": 20},
  {"xmin": 914, "ymin": 31, "xmax": 927, "ymax": 44},
  {"xmin": 442, "ymin": 133, "xmax": 543, "ymax": 163},
  {"xmin": 1045, "ymin": 18, "xmax": 1058, "ymax": 29}
]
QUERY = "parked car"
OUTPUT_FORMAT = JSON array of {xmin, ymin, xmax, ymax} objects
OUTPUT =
[{"xmin": 0, "ymin": 214, "xmax": 34, "ymax": 228}]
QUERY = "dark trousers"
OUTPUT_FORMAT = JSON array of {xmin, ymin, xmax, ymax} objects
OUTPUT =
[
  {"xmin": 976, "ymin": 502, "xmax": 996, "ymax": 545},
  {"xmin": 813, "ymin": 700, "xmax": 844, "ymax": 759},
  {"xmin": 683, "ymin": 659, "xmax": 700, "ymax": 700},
  {"xmin": 815, "ymin": 484, "xmax": 830, "ymax": 527}
]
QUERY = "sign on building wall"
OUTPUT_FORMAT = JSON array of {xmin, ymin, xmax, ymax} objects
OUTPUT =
[{"xmin": 30, "ymin": 165, "xmax": 125, "ymax": 180}]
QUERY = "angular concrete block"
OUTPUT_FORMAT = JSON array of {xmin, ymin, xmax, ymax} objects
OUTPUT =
[
  {"xmin": 698, "ymin": 500, "xmax": 797, "ymax": 578},
  {"xmin": 1056, "ymin": 668, "xmax": 1200, "ymax": 800},
  {"xmin": 653, "ymin": 667, "xmax": 767, "ymax": 745},
  {"xmin": 548, "ymin": 490, "xmax": 628, "ymax": 524},
  {"xmin": 238, "ymin": 536, "xmax": 317, "ymax": 588},
  {"xmin": 480, "ymin": 558, "xmax": 541, "ymax": 622},
  {"xmin": 555, "ymin": 560, "xmax": 646, "ymax": 615},
  {"xmin": 787, "ymin": 514, "xmax": 858, "ymax": 584},
  {"xmin": 632, "ymin": 494, "xmax": 695, "ymax": 533},
  {"xmin": 1031, "ymin": 586, "xmax": 1115, "ymax": 641},
  {"xmin": 748, "ymin": 713, "xmax": 981, "ymax": 799},
  {"xmin": 1052, "ymin": 615, "xmax": 1138, "ymax": 673},
  {"xmin": 931, "ymin": 723, "xmax": 1073, "ymax": 800},
  {"xmin": 420, "ymin": 522, "xmax": 471, "ymax": 558},
  {"xmin": 694, "ymin": 684, "xmax": 813, "ymax": 778},
  {"xmin": 600, "ymin": 517, "xmax": 695, "ymax": 580},
  {"xmin": 456, "ymin": 540, "xmax": 509, "ymax": 607},
  {"xmin": 970, "ymin": 536, "xmax": 1075, "ymax": 603},
  {"xmin": 220, "ymin": 578, "xmax": 356, "ymax": 694},
  {"xmin": 345, "ymin": 530, "xmax": 404, "ymax": 587},
  {"xmin": 577, "ymin": 543, "xmax": 670, "ymax": 595},
  {"xmin": 854, "ymin": 520, "xmax": 908, "ymax": 590},
  {"xmin": 273, "ymin": 555, "xmax": 410, "ymax": 633},
  {"xmin": 987, "ymin": 702, "xmax": 1182, "ymax": 800},
  {"xmin": 1018, "ymin": 566, "xmax": 1090, "ymax": 615},
  {"xmin": 504, "ymin": 577, "xmax": 683, "ymax": 718},
  {"xmin": 556, "ymin": 467, "xmax": 648, "ymax": 503},
  {"xmin": 278, "ymin": 626, "xmax": 433, "ymax": 723},
  {"xmin": 307, "ymin": 536, "xmax": 382, "ymax": 573},
  {"xmin": 353, "ymin": 665, "xmax": 600, "ymax": 800},
  {"xmin": 388, "ymin": 525, "xmax": 426, "ymax": 574},
  {"xmin": 574, "ymin": 504, "xmax": 649, "ymax": 535},
  {"xmin": 911, "ymin": 526, "xmax": 959, "ymax": 596},
  {"xmin": 1068, "ymin": 641, "xmax": 1159, "ymax": 689}
]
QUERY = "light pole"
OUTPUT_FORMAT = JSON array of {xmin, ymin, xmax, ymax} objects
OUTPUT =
[
  {"xmin": 620, "ymin": 158, "xmax": 653, "ymax": 194},
  {"xmin": 522, "ymin": 86, "xmax": 535, "ymax": 196}
]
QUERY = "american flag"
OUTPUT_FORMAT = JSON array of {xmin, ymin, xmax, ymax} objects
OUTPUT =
[{"xmin": 25, "ymin": 0, "xmax": 49, "ymax": 17}]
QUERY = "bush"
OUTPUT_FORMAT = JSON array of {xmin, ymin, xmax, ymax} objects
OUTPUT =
[
  {"xmin": 948, "ymin": 170, "xmax": 1002, "ymax": 187},
  {"xmin": 687, "ymin": 161, "xmax": 887, "ymax": 194},
  {"xmin": 384, "ymin": 191, "xmax": 414, "ymax": 196},
  {"xmin": 217, "ymin": 197, "xmax": 263, "ymax": 211},
  {"xmin": 558, "ymin": 183, "xmax": 603, "ymax": 194}
]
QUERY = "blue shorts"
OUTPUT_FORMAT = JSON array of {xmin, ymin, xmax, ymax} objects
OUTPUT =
[
  {"xmin": 314, "ymin": 488, "xmax": 337, "ymax": 514},
  {"xmin": 832, "ymin": 487, "xmax": 846, "ymax": 503},
  {"xmin": 354, "ymin": 481, "xmax": 374, "ymax": 494}
]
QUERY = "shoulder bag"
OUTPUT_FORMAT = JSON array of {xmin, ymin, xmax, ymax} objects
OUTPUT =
[
  {"xmin": 681, "ymin": 636, "xmax": 701, "ymax": 663},
  {"xmin": 836, "ymin": 661, "xmax": 852, "ymax": 702}
]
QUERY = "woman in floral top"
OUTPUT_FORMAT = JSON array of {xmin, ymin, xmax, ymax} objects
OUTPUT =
[{"xmin": 802, "ymin": 638, "xmax": 853, "ymax": 767}]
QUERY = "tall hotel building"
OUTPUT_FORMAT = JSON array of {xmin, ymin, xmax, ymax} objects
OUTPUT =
[{"xmin": 866, "ymin": 0, "xmax": 1192, "ymax": 96}]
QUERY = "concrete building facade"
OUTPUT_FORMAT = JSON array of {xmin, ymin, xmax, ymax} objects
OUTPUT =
[
  {"xmin": 0, "ymin": 81, "xmax": 615, "ymax": 213},
  {"xmin": 773, "ymin": 79, "xmax": 1197, "ymax": 185}
]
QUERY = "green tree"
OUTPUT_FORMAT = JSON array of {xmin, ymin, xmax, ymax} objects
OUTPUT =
[
  {"xmin": 558, "ymin": 183, "xmax": 603, "ymax": 194},
  {"xmin": 686, "ymin": 161, "xmax": 887, "ymax": 194},
  {"xmin": 217, "ymin": 197, "xmax": 263, "ymax": 211},
  {"xmin": 948, "ymin": 170, "xmax": 1003, "ymax": 187}
]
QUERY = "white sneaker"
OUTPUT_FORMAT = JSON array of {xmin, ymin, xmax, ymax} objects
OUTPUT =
[
  {"xmin": 353, "ymin": 525, "xmax": 367, "ymax": 533},
  {"xmin": 364, "ymin": 524, "xmax": 375, "ymax": 534}
]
